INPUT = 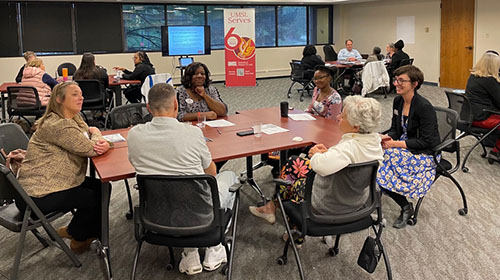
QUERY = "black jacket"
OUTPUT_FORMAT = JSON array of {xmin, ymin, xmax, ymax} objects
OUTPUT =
[
  {"xmin": 389, "ymin": 49, "xmax": 410, "ymax": 70},
  {"xmin": 301, "ymin": 55, "xmax": 324, "ymax": 80},
  {"xmin": 74, "ymin": 66, "xmax": 109, "ymax": 89},
  {"xmin": 387, "ymin": 92, "xmax": 440, "ymax": 155},
  {"xmin": 465, "ymin": 74, "xmax": 500, "ymax": 121},
  {"xmin": 123, "ymin": 62, "xmax": 155, "ymax": 84}
]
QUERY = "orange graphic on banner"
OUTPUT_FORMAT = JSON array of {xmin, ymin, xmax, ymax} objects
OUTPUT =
[{"xmin": 225, "ymin": 27, "xmax": 256, "ymax": 60}]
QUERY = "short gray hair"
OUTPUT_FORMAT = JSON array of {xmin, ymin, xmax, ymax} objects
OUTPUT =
[
  {"xmin": 343, "ymin": 96, "xmax": 381, "ymax": 134},
  {"xmin": 148, "ymin": 83, "xmax": 176, "ymax": 113}
]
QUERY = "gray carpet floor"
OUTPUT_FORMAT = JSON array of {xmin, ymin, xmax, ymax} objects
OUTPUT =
[{"xmin": 1, "ymin": 78, "xmax": 499, "ymax": 280}]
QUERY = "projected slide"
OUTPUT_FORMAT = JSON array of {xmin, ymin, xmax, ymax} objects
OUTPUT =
[{"xmin": 168, "ymin": 26, "xmax": 205, "ymax": 56}]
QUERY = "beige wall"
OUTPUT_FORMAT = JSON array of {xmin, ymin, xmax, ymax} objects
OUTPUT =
[
  {"xmin": 475, "ymin": 0, "xmax": 500, "ymax": 61},
  {"xmin": 333, "ymin": 0, "xmax": 441, "ymax": 83},
  {"xmin": 0, "ymin": 47, "xmax": 305, "ymax": 84}
]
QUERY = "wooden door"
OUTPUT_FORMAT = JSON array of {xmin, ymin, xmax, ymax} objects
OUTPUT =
[{"xmin": 440, "ymin": 0, "xmax": 475, "ymax": 89}]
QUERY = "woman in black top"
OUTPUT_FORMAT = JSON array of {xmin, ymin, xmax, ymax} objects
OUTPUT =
[
  {"xmin": 465, "ymin": 50, "xmax": 500, "ymax": 161},
  {"xmin": 377, "ymin": 65, "xmax": 440, "ymax": 229},
  {"xmin": 389, "ymin": 40, "xmax": 410, "ymax": 70},
  {"xmin": 301, "ymin": 45, "xmax": 325, "ymax": 80},
  {"xmin": 74, "ymin": 53, "xmax": 109, "ymax": 89},
  {"xmin": 114, "ymin": 51, "xmax": 155, "ymax": 103}
]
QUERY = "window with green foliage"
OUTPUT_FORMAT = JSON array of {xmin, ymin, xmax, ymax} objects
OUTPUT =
[
  {"xmin": 244, "ymin": 6, "xmax": 276, "ymax": 47},
  {"xmin": 277, "ymin": 6, "xmax": 307, "ymax": 46},
  {"xmin": 166, "ymin": 5, "xmax": 205, "ymax": 26},
  {"xmin": 123, "ymin": 4, "xmax": 165, "ymax": 51},
  {"xmin": 207, "ymin": 5, "xmax": 240, "ymax": 50}
]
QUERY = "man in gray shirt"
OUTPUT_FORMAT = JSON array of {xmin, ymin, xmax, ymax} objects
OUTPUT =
[{"xmin": 128, "ymin": 83, "xmax": 237, "ymax": 276}]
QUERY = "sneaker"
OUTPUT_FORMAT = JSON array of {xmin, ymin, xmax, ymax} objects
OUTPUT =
[
  {"xmin": 322, "ymin": 235, "xmax": 334, "ymax": 248},
  {"xmin": 249, "ymin": 206, "xmax": 276, "ymax": 224},
  {"xmin": 179, "ymin": 249, "xmax": 203, "ymax": 275},
  {"xmin": 203, "ymin": 244, "xmax": 227, "ymax": 271}
]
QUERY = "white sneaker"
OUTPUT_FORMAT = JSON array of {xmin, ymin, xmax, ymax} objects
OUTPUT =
[
  {"xmin": 203, "ymin": 244, "xmax": 227, "ymax": 271},
  {"xmin": 322, "ymin": 235, "xmax": 334, "ymax": 248},
  {"xmin": 179, "ymin": 249, "xmax": 203, "ymax": 275}
]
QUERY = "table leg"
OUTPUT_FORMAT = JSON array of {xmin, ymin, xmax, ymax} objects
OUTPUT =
[
  {"xmin": 95, "ymin": 181, "xmax": 113, "ymax": 279},
  {"xmin": 112, "ymin": 86, "xmax": 122, "ymax": 107},
  {"xmin": 243, "ymin": 156, "xmax": 268, "ymax": 206}
]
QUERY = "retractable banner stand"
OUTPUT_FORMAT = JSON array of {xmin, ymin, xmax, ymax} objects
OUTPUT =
[{"xmin": 224, "ymin": 9, "xmax": 256, "ymax": 87}]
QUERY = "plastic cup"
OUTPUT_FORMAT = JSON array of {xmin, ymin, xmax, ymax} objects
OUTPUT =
[
  {"xmin": 62, "ymin": 68, "xmax": 68, "ymax": 81},
  {"xmin": 252, "ymin": 124, "xmax": 262, "ymax": 138},
  {"xmin": 197, "ymin": 114, "xmax": 206, "ymax": 128}
]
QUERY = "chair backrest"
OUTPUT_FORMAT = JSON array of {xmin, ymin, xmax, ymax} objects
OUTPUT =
[
  {"xmin": 107, "ymin": 103, "xmax": 152, "ymax": 129},
  {"xmin": 323, "ymin": 45, "xmax": 337, "ymax": 61},
  {"xmin": 399, "ymin": 58, "xmax": 411, "ymax": 67},
  {"xmin": 409, "ymin": 58, "xmax": 414, "ymax": 65},
  {"xmin": 141, "ymin": 73, "xmax": 173, "ymax": 102},
  {"xmin": 290, "ymin": 61, "xmax": 305, "ymax": 81},
  {"xmin": 0, "ymin": 123, "xmax": 29, "ymax": 159},
  {"xmin": 6, "ymin": 86, "xmax": 42, "ymax": 112},
  {"xmin": 0, "ymin": 164, "xmax": 24, "ymax": 206},
  {"xmin": 434, "ymin": 106, "xmax": 459, "ymax": 153},
  {"xmin": 57, "ymin": 62, "xmax": 77, "ymax": 76},
  {"xmin": 75, "ymin": 80, "xmax": 105, "ymax": 105},
  {"xmin": 304, "ymin": 160, "xmax": 380, "ymax": 225},
  {"xmin": 444, "ymin": 90, "xmax": 473, "ymax": 128},
  {"xmin": 135, "ymin": 174, "xmax": 223, "ymax": 236},
  {"xmin": 361, "ymin": 54, "xmax": 369, "ymax": 59}
]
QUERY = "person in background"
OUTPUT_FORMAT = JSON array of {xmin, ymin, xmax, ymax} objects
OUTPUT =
[
  {"xmin": 366, "ymin": 46, "xmax": 384, "ymax": 64},
  {"xmin": 113, "ymin": 51, "xmax": 155, "ymax": 103},
  {"xmin": 301, "ymin": 45, "xmax": 325, "ymax": 80},
  {"xmin": 20, "ymin": 58, "xmax": 58, "ymax": 107},
  {"xmin": 305, "ymin": 65, "xmax": 342, "ymax": 120},
  {"xmin": 389, "ymin": 39, "xmax": 410, "ymax": 70},
  {"xmin": 74, "ymin": 53, "xmax": 109, "ymax": 90},
  {"xmin": 16, "ymin": 82, "xmax": 110, "ymax": 254},
  {"xmin": 386, "ymin": 43, "xmax": 395, "ymax": 60},
  {"xmin": 464, "ymin": 50, "xmax": 500, "ymax": 161},
  {"xmin": 176, "ymin": 62, "xmax": 227, "ymax": 122},
  {"xmin": 128, "ymin": 83, "xmax": 237, "ymax": 275},
  {"xmin": 377, "ymin": 65, "xmax": 440, "ymax": 229},
  {"xmin": 15, "ymin": 51, "xmax": 37, "ymax": 83},
  {"xmin": 338, "ymin": 39, "xmax": 362, "ymax": 61}
]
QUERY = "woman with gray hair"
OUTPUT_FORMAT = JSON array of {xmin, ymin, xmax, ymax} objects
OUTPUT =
[{"xmin": 250, "ymin": 96, "xmax": 384, "ymax": 236}]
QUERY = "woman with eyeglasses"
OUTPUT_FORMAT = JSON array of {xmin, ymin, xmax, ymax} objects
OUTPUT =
[
  {"xmin": 305, "ymin": 65, "xmax": 342, "ymax": 120},
  {"xmin": 377, "ymin": 65, "xmax": 440, "ymax": 229},
  {"xmin": 464, "ymin": 50, "xmax": 500, "ymax": 162}
]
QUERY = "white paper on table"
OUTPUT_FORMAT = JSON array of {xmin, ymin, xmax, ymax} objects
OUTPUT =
[
  {"xmin": 102, "ymin": 134, "xmax": 126, "ymax": 143},
  {"xmin": 288, "ymin": 113, "xmax": 317, "ymax": 121},
  {"xmin": 204, "ymin": 119, "xmax": 236, "ymax": 127},
  {"xmin": 261, "ymin": 124, "xmax": 289, "ymax": 135}
]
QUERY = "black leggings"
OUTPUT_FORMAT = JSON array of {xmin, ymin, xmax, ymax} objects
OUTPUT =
[
  {"xmin": 382, "ymin": 188, "xmax": 409, "ymax": 209},
  {"xmin": 16, "ymin": 177, "xmax": 104, "ymax": 241}
]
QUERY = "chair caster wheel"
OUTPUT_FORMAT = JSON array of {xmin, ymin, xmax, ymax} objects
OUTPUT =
[
  {"xmin": 458, "ymin": 208, "xmax": 468, "ymax": 216},
  {"xmin": 166, "ymin": 263, "xmax": 174, "ymax": 271},
  {"xmin": 481, "ymin": 152, "xmax": 487, "ymax": 158},
  {"xmin": 407, "ymin": 218, "xmax": 416, "ymax": 226},
  {"xmin": 488, "ymin": 158, "xmax": 495, "ymax": 164},
  {"xmin": 462, "ymin": 167, "xmax": 469, "ymax": 173},
  {"xmin": 328, "ymin": 247, "xmax": 339, "ymax": 257},
  {"xmin": 125, "ymin": 212, "xmax": 133, "ymax": 220},
  {"xmin": 277, "ymin": 256, "xmax": 287, "ymax": 265},
  {"xmin": 220, "ymin": 264, "xmax": 228, "ymax": 275}
]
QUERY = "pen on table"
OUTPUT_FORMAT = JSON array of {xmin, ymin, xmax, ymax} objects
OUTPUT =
[{"xmin": 217, "ymin": 129, "xmax": 222, "ymax": 135}]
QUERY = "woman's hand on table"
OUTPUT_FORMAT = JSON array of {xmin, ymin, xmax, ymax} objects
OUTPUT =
[
  {"xmin": 94, "ymin": 139, "xmax": 110, "ymax": 155},
  {"xmin": 113, "ymin": 66, "xmax": 126, "ymax": 71},
  {"xmin": 88, "ymin": 126, "xmax": 100, "ymax": 135},
  {"xmin": 309, "ymin": 144, "xmax": 328, "ymax": 158},
  {"xmin": 203, "ymin": 111, "xmax": 218, "ymax": 120}
]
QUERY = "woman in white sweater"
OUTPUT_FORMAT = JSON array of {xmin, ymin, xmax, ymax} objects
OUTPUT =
[{"xmin": 250, "ymin": 96, "xmax": 384, "ymax": 224}]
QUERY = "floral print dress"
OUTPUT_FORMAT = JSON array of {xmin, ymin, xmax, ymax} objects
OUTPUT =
[{"xmin": 278, "ymin": 156, "xmax": 312, "ymax": 203}]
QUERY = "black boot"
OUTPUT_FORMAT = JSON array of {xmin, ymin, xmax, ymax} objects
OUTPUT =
[{"xmin": 393, "ymin": 203, "xmax": 414, "ymax": 229}]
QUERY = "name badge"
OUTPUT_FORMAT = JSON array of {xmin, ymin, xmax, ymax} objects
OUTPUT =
[
  {"xmin": 83, "ymin": 132, "xmax": 89, "ymax": 139},
  {"xmin": 393, "ymin": 109, "xmax": 399, "ymax": 116}
]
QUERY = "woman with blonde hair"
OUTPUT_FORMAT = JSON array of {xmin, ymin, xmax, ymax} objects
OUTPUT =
[
  {"xmin": 20, "ymin": 58, "xmax": 58, "ymax": 106},
  {"xmin": 465, "ymin": 50, "xmax": 500, "ymax": 161},
  {"xmin": 15, "ymin": 51, "xmax": 36, "ymax": 83},
  {"xmin": 16, "ymin": 82, "xmax": 110, "ymax": 254}
]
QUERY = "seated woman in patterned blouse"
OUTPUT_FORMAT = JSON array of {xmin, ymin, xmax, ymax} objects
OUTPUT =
[
  {"xmin": 305, "ymin": 65, "xmax": 342, "ymax": 120},
  {"xmin": 176, "ymin": 62, "xmax": 227, "ymax": 122},
  {"xmin": 377, "ymin": 65, "xmax": 440, "ymax": 229}
]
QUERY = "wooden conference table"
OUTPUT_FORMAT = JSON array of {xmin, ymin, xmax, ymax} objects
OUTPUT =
[
  {"xmin": 91, "ymin": 106, "xmax": 342, "ymax": 279},
  {"xmin": 0, "ymin": 74, "xmax": 140, "ymax": 121}
]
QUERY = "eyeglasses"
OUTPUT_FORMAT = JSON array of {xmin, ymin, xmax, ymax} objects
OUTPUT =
[
  {"xmin": 313, "ymin": 75, "xmax": 329, "ymax": 81},
  {"xmin": 393, "ymin": 78, "xmax": 411, "ymax": 85}
]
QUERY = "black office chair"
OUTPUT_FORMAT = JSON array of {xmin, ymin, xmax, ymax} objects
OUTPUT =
[
  {"xmin": 6, "ymin": 86, "xmax": 45, "ymax": 128},
  {"xmin": 0, "ymin": 164, "xmax": 82, "ymax": 279},
  {"xmin": 131, "ymin": 174, "xmax": 240, "ymax": 279},
  {"xmin": 399, "ymin": 58, "xmax": 414, "ymax": 67},
  {"xmin": 56, "ymin": 62, "xmax": 77, "ymax": 77},
  {"xmin": 445, "ymin": 90, "xmax": 500, "ymax": 172},
  {"xmin": 407, "ymin": 107, "xmax": 468, "ymax": 226},
  {"xmin": 104, "ymin": 103, "xmax": 151, "ymax": 220},
  {"xmin": 323, "ymin": 45, "xmax": 337, "ymax": 61},
  {"xmin": 275, "ymin": 160, "xmax": 392, "ymax": 280},
  {"xmin": 287, "ymin": 61, "xmax": 315, "ymax": 102},
  {"xmin": 76, "ymin": 80, "xmax": 113, "ymax": 125}
]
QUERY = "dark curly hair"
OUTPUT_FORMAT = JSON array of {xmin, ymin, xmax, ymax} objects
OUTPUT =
[
  {"xmin": 314, "ymin": 65, "xmax": 335, "ymax": 79},
  {"xmin": 302, "ymin": 45, "xmax": 317, "ymax": 56},
  {"xmin": 181, "ymin": 62, "xmax": 211, "ymax": 89}
]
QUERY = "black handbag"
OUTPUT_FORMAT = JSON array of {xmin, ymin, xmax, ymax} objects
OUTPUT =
[{"xmin": 357, "ymin": 236, "xmax": 379, "ymax": 273}]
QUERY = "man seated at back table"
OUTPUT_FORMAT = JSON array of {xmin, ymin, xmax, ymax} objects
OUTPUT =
[
  {"xmin": 127, "ymin": 83, "xmax": 238, "ymax": 276},
  {"xmin": 337, "ymin": 39, "xmax": 362, "ymax": 62}
]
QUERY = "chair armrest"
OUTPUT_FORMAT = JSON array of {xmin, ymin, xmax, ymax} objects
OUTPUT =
[
  {"xmin": 433, "ymin": 139, "xmax": 456, "ymax": 153},
  {"xmin": 229, "ymin": 183, "xmax": 243, "ymax": 192},
  {"xmin": 483, "ymin": 108, "xmax": 500, "ymax": 115},
  {"xmin": 273, "ymin": 179, "xmax": 292, "ymax": 186}
]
